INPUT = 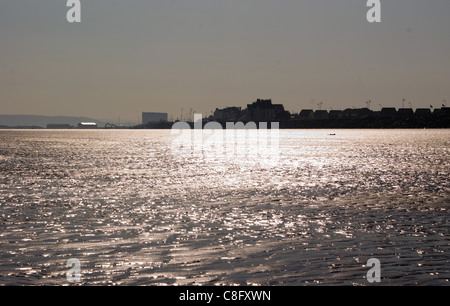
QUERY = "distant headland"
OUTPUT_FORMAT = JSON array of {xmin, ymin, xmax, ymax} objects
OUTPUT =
[{"xmin": 0, "ymin": 115, "xmax": 105, "ymax": 130}]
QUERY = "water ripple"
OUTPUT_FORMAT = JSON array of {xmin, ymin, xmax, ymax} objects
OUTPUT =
[{"xmin": 0, "ymin": 129, "xmax": 449, "ymax": 285}]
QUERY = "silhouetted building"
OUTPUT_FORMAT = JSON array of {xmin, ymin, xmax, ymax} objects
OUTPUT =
[
  {"xmin": 343, "ymin": 108, "xmax": 373, "ymax": 119},
  {"xmin": 433, "ymin": 108, "xmax": 443, "ymax": 116},
  {"xmin": 434, "ymin": 107, "xmax": 450, "ymax": 116},
  {"xmin": 214, "ymin": 107, "xmax": 242, "ymax": 122},
  {"xmin": 299, "ymin": 109, "xmax": 314, "ymax": 120},
  {"xmin": 343, "ymin": 109, "xmax": 358, "ymax": 118},
  {"xmin": 398, "ymin": 108, "xmax": 414, "ymax": 116},
  {"xmin": 142, "ymin": 112, "xmax": 168, "ymax": 125},
  {"xmin": 359, "ymin": 108, "xmax": 375, "ymax": 118},
  {"xmin": 314, "ymin": 110, "xmax": 329, "ymax": 120},
  {"xmin": 274, "ymin": 110, "xmax": 291, "ymax": 121},
  {"xmin": 380, "ymin": 108, "xmax": 397, "ymax": 118},
  {"xmin": 329, "ymin": 110, "xmax": 343, "ymax": 120},
  {"xmin": 246, "ymin": 99, "xmax": 285, "ymax": 122},
  {"xmin": 415, "ymin": 108, "xmax": 432, "ymax": 116}
]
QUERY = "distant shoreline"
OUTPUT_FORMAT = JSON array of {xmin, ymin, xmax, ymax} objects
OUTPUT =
[{"xmin": 1, "ymin": 105, "xmax": 449, "ymax": 130}]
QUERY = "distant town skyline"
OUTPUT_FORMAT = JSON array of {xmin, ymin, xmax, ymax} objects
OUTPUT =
[{"xmin": 1, "ymin": 0, "xmax": 449, "ymax": 122}]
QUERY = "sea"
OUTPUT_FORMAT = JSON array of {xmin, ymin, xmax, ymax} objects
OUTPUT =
[{"xmin": 0, "ymin": 129, "xmax": 449, "ymax": 285}]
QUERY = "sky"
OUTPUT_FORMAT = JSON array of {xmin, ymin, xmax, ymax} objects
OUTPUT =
[{"xmin": 1, "ymin": 0, "xmax": 449, "ymax": 123}]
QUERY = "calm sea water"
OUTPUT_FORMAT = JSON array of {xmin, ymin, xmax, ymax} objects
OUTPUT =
[{"xmin": 0, "ymin": 129, "xmax": 449, "ymax": 285}]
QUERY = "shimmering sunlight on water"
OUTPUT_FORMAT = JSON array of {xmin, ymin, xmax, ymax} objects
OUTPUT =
[{"xmin": 0, "ymin": 129, "xmax": 449, "ymax": 285}]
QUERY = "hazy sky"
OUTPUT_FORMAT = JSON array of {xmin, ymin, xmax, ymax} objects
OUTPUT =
[{"xmin": 1, "ymin": 0, "xmax": 449, "ymax": 122}]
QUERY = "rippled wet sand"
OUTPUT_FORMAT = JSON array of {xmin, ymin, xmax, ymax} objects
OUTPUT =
[{"xmin": 0, "ymin": 129, "xmax": 449, "ymax": 285}]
